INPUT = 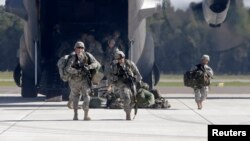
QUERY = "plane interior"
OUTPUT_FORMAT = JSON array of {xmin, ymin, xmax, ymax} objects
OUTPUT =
[{"xmin": 38, "ymin": 0, "xmax": 129, "ymax": 97}]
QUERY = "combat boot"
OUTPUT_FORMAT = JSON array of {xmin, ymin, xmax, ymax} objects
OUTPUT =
[
  {"xmin": 199, "ymin": 101, "xmax": 203, "ymax": 110},
  {"xmin": 197, "ymin": 102, "xmax": 202, "ymax": 110},
  {"xmin": 126, "ymin": 111, "xmax": 131, "ymax": 120},
  {"xmin": 73, "ymin": 109, "xmax": 78, "ymax": 120},
  {"xmin": 84, "ymin": 110, "xmax": 91, "ymax": 121},
  {"xmin": 67, "ymin": 100, "xmax": 73, "ymax": 109}
]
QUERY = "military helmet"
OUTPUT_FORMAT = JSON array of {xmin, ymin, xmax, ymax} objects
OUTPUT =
[
  {"xmin": 201, "ymin": 54, "xmax": 210, "ymax": 61},
  {"xmin": 74, "ymin": 41, "xmax": 85, "ymax": 49},
  {"xmin": 114, "ymin": 50, "xmax": 125, "ymax": 60}
]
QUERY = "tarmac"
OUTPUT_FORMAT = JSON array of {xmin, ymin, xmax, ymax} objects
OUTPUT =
[{"xmin": 0, "ymin": 91, "xmax": 250, "ymax": 141}]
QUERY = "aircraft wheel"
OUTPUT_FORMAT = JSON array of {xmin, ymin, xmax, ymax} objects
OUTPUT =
[
  {"xmin": 21, "ymin": 74, "xmax": 37, "ymax": 98},
  {"xmin": 13, "ymin": 63, "xmax": 22, "ymax": 87}
]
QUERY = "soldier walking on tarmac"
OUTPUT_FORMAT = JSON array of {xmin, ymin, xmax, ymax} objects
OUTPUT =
[
  {"xmin": 192, "ymin": 55, "xmax": 214, "ymax": 110},
  {"xmin": 65, "ymin": 41, "xmax": 100, "ymax": 120},
  {"xmin": 109, "ymin": 50, "xmax": 142, "ymax": 120}
]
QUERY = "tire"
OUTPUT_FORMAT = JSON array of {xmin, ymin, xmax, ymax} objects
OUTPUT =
[
  {"xmin": 13, "ymin": 63, "xmax": 22, "ymax": 87},
  {"xmin": 143, "ymin": 71, "xmax": 154, "ymax": 89},
  {"xmin": 21, "ymin": 74, "xmax": 37, "ymax": 98}
]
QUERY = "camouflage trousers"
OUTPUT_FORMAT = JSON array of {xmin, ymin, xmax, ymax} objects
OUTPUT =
[
  {"xmin": 194, "ymin": 86, "xmax": 208, "ymax": 102},
  {"xmin": 113, "ymin": 82, "xmax": 134, "ymax": 113},
  {"xmin": 68, "ymin": 79, "xmax": 91, "ymax": 110}
]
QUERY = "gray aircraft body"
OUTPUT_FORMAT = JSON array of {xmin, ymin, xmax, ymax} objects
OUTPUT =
[{"xmin": 5, "ymin": 0, "xmax": 230, "ymax": 98}]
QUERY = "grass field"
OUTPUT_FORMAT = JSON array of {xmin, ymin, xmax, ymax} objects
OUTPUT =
[
  {"xmin": 160, "ymin": 74, "xmax": 250, "ymax": 80},
  {"xmin": 0, "ymin": 71, "xmax": 15, "ymax": 86},
  {"xmin": 0, "ymin": 71, "xmax": 13, "ymax": 79},
  {"xmin": 159, "ymin": 74, "xmax": 250, "ymax": 87},
  {"xmin": 1, "ymin": 72, "xmax": 250, "ymax": 87},
  {"xmin": 158, "ymin": 81, "xmax": 250, "ymax": 87}
]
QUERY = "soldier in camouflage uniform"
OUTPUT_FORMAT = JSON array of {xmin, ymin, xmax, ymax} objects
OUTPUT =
[
  {"xmin": 136, "ymin": 81, "xmax": 155, "ymax": 108},
  {"xmin": 86, "ymin": 34, "xmax": 104, "ymax": 64},
  {"xmin": 113, "ymin": 30, "xmax": 126, "ymax": 52},
  {"xmin": 107, "ymin": 81, "xmax": 171, "ymax": 109},
  {"xmin": 103, "ymin": 39, "xmax": 119, "ymax": 80},
  {"xmin": 109, "ymin": 51, "xmax": 142, "ymax": 120},
  {"xmin": 134, "ymin": 81, "xmax": 171, "ymax": 109},
  {"xmin": 65, "ymin": 41, "xmax": 100, "ymax": 120},
  {"xmin": 192, "ymin": 54, "xmax": 214, "ymax": 110}
]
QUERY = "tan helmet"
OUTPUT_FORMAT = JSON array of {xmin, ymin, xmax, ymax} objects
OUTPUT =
[
  {"xmin": 201, "ymin": 54, "xmax": 210, "ymax": 61},
  {"xmin": 114, "ymin": 50, "xmax": 125, "ymax": 60},
  {"xmin": 74, "ymin": 41, "xmax": 85, "ymax": 49}
]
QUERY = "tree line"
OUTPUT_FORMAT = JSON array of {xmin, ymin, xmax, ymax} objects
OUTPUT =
[
  {"xmin": 148, "ymin": 0, "xmax": 250, "ymax": 74},
  {"xmin": 0, "ymin": 6, "xmax": 23, "ymax": 71},
  {"xmin": 0, "ymin": 1, "xmax": 250, "ymax": 74}
]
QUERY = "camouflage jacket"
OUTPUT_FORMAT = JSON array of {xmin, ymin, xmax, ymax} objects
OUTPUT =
[
  {"xmin": 192, "ymin": 64, "xmax": 214, "ymax": 78},
  {"xmin": 109, "ymin": 59, "xmax": 142, "ymax": 84},
  {"xmin": 65, "ymin": 51, "xmax": 100, "ymax": 81},
  {"xmin": 104, "ymin": 46, "xmax": 118, "ymax": 65}
]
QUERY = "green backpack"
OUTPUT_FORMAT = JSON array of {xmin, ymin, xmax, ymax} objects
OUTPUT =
[
  {"xmin": 57, "ymin": 55, "xmax": 72, "ymax": 82},
  {"xmin": 184, "ymin": 64, "xmax": 210, "ymax": 88},
  {"xmin": 57, "ymin": 52, "xmax": 101, "ymax": 82}
]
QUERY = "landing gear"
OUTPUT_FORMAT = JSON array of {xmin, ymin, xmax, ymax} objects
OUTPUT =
[
  {"xmin": 21, "ymin": 74, "xmax": 37, "ymax": 98},
  {"xmin": 143, "ymin": 71, "xmax": 154, "ymax": 89},
  {"xmin": 13, "ymin": 63, "xmax": 21, "ymax": 87}
]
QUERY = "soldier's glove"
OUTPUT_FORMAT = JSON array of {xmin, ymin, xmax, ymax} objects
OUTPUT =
[{"xmin": 83, "ymin": 65, "xmax": 90, "ymax": 71}]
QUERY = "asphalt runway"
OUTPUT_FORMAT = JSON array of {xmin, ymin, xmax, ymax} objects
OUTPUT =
[
  {"xmin": 1, "ymin": 86, "xmax": 250, "ymax": 94},
  {"xmin": 0, "ymin": 87, "xmax": 250, "ymax": 141}
]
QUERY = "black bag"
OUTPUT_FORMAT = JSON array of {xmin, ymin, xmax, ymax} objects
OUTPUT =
[{"xmin": 184, "ymin": 70, "xmax": 197, "ymax": 88}]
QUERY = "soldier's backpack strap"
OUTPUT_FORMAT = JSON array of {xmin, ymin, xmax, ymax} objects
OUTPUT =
[
  {"xmin": 196, "ymin": 64, "xmax": 205, "ymax": 72},
  {"xmin": 85, "ymin": 52, "xmax": 92, "ymax": 65},
  {"xmin": 125, "ymin": 59, "xmax": 132, "ymax": 67}
]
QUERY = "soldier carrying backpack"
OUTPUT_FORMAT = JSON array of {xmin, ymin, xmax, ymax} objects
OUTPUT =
[
  {"xmin": 184, "ymin": 54, "xmax": 214, "ymax": 110},
  {"xmin": 57, "ymin": 41, "xmax": 101, "ymax": 120}
]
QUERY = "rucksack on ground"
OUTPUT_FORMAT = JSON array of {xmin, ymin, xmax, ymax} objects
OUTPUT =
[
  {"xmin": 57, "ymin": 55, "xmax": 71, "ymax": 82},
  {"xmin": 151, "ymin": 97, "xmax": 171, "ymax": 109},
  {"xmin": 89, "ymin": 97, "xmax": 106, "ymax": 108}
]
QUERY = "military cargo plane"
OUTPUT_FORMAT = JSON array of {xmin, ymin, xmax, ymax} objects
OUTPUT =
[{"xmin": 5, "ymin": 0, "xmax": 230, "ymax": 99}]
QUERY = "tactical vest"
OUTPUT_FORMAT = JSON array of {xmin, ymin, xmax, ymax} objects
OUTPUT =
[
  {"xmin": 57, "ymin": 52, "xmax": 94, "ymax": 82},
  {"xmin": 72, "ymin": 52, "xmax": 91, "ymax": 67},
  {"xmin": 115, "ymin": 60, "xmax": 134, "ymax": 82}
]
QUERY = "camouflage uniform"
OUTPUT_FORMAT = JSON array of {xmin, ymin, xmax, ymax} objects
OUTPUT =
[
  {"xmin": 114, "ymin": 38, "xmax": 125, "ymax": 53},
  {"xmin": 103, "ymin": 46, "xmax": 119, "ymax": 80},
  {"xmin": 136, "ymin": 82, "xmax": 155, "ymax": 108},
  {"xmin": 109, "ymin": 51, "xmax": 142, "ymax": 120},
  {"xmin": 192, "ymin": 55, "xmax": 214, "ymax": 109},
  {"xmin": 65, "ymin": 41, "xmax": 100, "ymax": 120},
  {"xmin": 193, "ymin": 64, "xmax": 213, "ymax": 102},
  {"xmin": 107, "ymin": 84, "xmax": 171, "ymax": 109},
  {"xmin": 113, "ymin": 30, "xmax": 126, "ymax": 52},
  {"xmin": 87, "ymin": 40, "xmax": 104, "ymax": 64}
]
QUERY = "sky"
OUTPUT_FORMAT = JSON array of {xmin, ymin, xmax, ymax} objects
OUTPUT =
[{"xmin": 0, "ymin": 0, "xmax": 250, "ymax": 9}]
